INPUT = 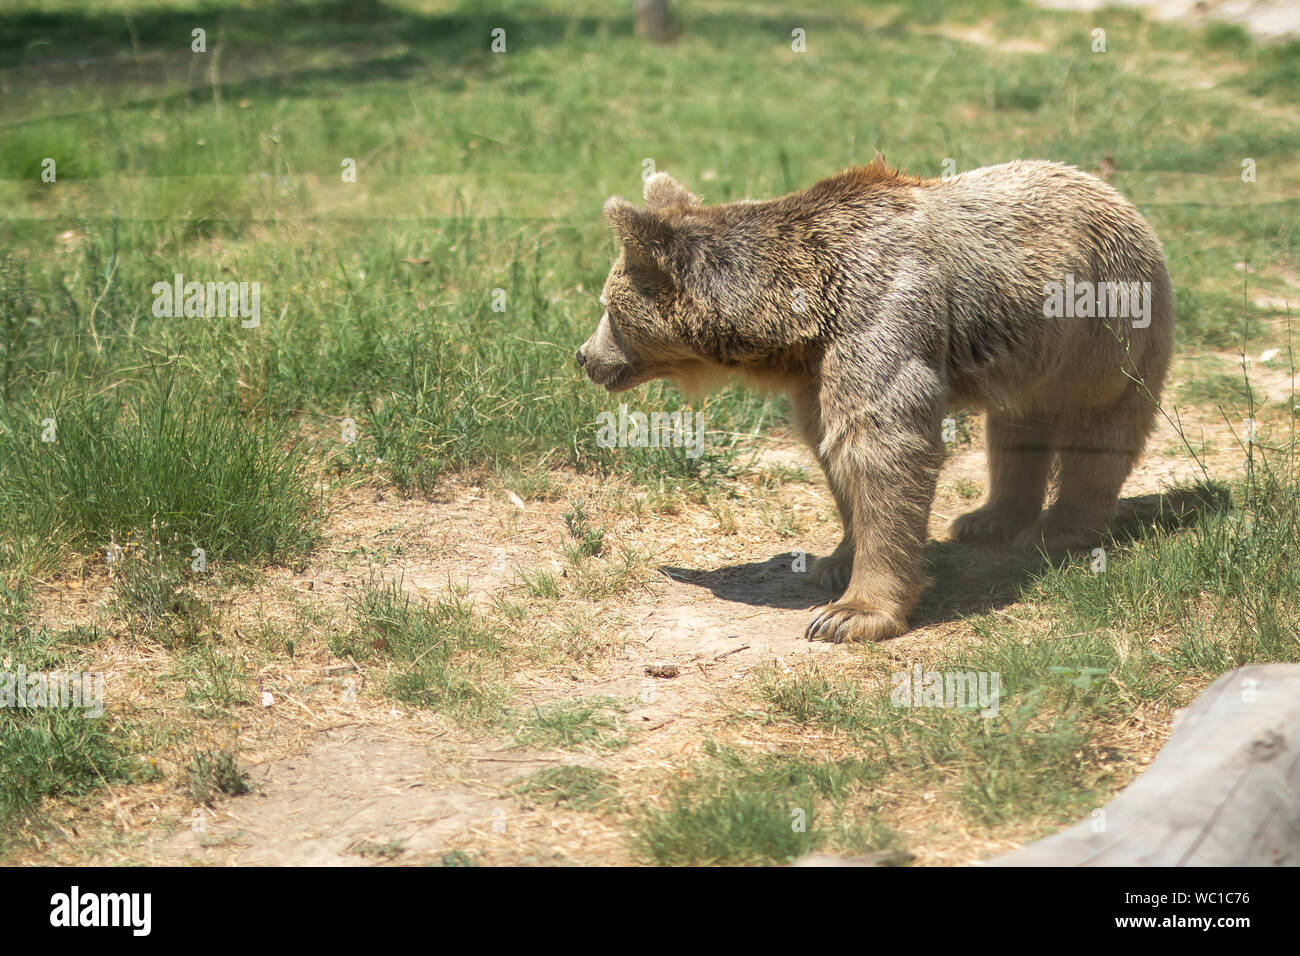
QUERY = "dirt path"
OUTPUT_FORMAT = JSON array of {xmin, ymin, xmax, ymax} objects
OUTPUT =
[
  {"xmin": 1033, "ymin": 0, "xmax": 1300, "ymax": 41},
  {"xmin": 80, "ymin": 402, "xmax": 1244, "ymax": 866}
]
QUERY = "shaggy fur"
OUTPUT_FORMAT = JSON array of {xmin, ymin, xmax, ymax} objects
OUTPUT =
[{"xmin": 577, "ymin": 158, "xmax": 1174, "ymax": 642}]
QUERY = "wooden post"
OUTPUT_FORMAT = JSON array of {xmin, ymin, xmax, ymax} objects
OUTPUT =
[{"xmin": 635, "ymin": 0, "xmax": 669, "ymax": 42}]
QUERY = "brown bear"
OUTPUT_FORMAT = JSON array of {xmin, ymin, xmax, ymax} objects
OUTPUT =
[{"xmin": 577, "ymin": 159, "xmax": 1174, "ymax": 642}]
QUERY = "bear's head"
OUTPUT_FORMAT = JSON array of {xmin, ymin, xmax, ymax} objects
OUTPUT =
[{"xmin": 576, "ymin": 172, "xmax": 715, "ymax": 393}]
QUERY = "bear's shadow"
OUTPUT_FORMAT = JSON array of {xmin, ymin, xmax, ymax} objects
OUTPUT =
[{"xmin": 659, "ymin": 486, "xmax": 1228, "ymax": 628}]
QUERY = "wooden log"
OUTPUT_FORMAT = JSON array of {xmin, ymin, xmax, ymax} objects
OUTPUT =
[{"xmin": 987, "ymin": 664, "xmax": 1300, "ymax": 866}]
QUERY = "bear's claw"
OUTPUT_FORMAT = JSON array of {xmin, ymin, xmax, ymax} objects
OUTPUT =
[
  {"xmin": 805, "ymin": 603, "xmax": 906, "ymax": 643},
  {"xmin": 810, "ymin": 551, "xmax": 853, "ymax": 595}
]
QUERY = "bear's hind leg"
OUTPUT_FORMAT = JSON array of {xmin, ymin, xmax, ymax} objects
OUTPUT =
[
  {"xmin": 951, "ymin": 412, "xmax": 1054, "ymax": 543},
  {"xmin": 1015, "ymin": 389, "xmax": 1155, "ymax": 559}
]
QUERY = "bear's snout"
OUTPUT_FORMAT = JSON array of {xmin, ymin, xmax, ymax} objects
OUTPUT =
[{"xmin": 576, "ymin": 311, "xmax": 641, "ymax": 390}]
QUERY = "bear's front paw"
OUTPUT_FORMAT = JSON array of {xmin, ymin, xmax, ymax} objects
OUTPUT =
[
  {"xmin": 810, "ymin": 551, "xmax": 852, "ymax": 595},
  {"xmin": 805, "ymin": 602, "xmax": 906, "ymax": 643}
]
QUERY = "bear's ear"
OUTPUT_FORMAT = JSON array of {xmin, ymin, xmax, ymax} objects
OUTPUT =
[
  {"xmin": 642, "ymin": 172, "xmax": 700, "ymax": 210},
  {"xmin": 604, "ymin": 196, "xmax": 678, "ymax": 274}
]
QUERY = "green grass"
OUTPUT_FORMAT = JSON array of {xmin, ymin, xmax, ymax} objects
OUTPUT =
[
  {"xmin": 110, "ymin": 553, "xmax": 222, "ymax": 646},
  {"xmin": 349, "ymin": 838, "xmax": 405, "ymax": 859},
  {"xmin": 434, "ymin": 849, "xmax": 480, "ymax": 867},
  {"xmin": 0, "ymin": 367, "xmax": 320, "ymax": 574},
  {"xmin": 511, "ymin": 764, "xmax": 622, "ymax": 812},
  {"xmin": 172, "ymin": 643, "xmax": 251, "ymax": 713},
  {"xmin": 1240, "ymin": 38, "xmax": 1300, "ymax": 97},
  {"xmin": 332, "ymin": 577, "xmax": 510, "ymax": 722},
  {"xmin": 0, "ymin": 707, "xmax": 148, "ymax": 845},
  {"xmin": 631, "ymin": 742, "xmax": 900, "ymax": 865},
  {"xmin": 760, "ymin": 660, "xmax": 1125, "ymax": 829},
  {"xmin": 185, "ymin": 747, "xmax": 251, "ymax": 806},
  {"xmin": 561, "ymin": 498, "xmax": 605, "ymax": 559},
  {"xmin": 3, "ymin": 0, "xmax": 1292, "ymax": 573},
  {"xmin": 0, "ymin": 587, "xmax": 153, "ymax": 849},
  {"xmin": 511, "ymin": 696, "xmax": 629, "ymax": 752},
  {"xmin": 1178, "ymin": 370, "xmax": 1258, "ymax": 410}
]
